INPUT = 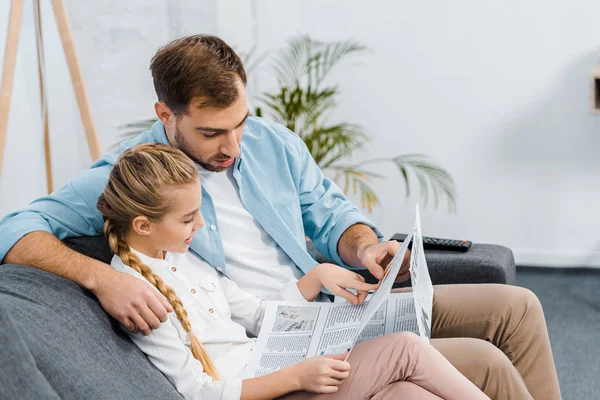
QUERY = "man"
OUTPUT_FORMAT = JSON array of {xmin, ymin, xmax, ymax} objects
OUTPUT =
[{"xmin": 0, "ymin": 35, "xmax": 560, "ymax": 399}]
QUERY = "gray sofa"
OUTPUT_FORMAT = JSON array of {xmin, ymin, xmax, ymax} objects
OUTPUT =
[{"xmin": 0, "ymin": 235, "xmax": 516, "ymax": 399}]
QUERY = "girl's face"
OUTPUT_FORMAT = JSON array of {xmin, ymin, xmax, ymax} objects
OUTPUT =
[{"xmin": 147, "ymin": 179, "xmax": 204, "ymax": 254}]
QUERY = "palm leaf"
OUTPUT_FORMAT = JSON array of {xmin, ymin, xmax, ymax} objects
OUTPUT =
[
  {"xmin": 391, "ymin": 154, "xmax": 456, "ymax": 212},
  {"xmin": 330, "ymin": 166, "xmax": 382, "ymax": 211},
  {"xmin": 272, "ymin": 35, "xmax": 368, "ymax": 88}
]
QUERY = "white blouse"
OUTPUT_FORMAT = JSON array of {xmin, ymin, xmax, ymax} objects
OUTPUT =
[{"xmin": 110, "ymin": 249, "xmax": 308, "ymax": 400}]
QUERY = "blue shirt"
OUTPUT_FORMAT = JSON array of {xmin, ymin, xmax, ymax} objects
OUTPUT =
[{"xmin": 0, "ymin": 118, "xmax": 382, "ymax": 275}]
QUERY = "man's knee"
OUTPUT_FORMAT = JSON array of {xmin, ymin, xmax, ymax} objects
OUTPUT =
[
  {"xmin": 512, "ymin": 286, "xmax": 543, "ymax": 315},
  {"xmin": 433, "ymin": 338, "xmax": 520, "ymax": 383},
  {"xmin": 473, "ymin": 339, "xmax": 518, "ymax": 376},
  {"xmin": 465, "ymin": 339, "xmax": 531, "ymax": 399},
  {"xmin": 502, "ymin": 286, "xmax": 546, "ymax": 331}
]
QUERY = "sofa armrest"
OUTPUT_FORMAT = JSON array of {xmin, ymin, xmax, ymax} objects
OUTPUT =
[{"xmin": 306, "ymin": 237, "xmax": 517, "ymax": 286}]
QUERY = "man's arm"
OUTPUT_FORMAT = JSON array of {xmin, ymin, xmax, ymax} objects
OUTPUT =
[
  {"xmin": 283, "ymin": 128, "xmax": 407, "ymax": 281},
  {"xmin": 336, "ymin": 223, "xmax": 380, "ymax": 268},
  {"xmin": 337, "ymin": 223, "xmax": 408, "ymax": 281},
  {"xmin": 5, "ymin": 231, "xmax": 106, "ymax": 290},
  {"xmin": 4, "ymin": 232, "xmax": 171, "ymax": 334},
  {"xmin": 285, "ymin": 130, "xmax": 388, "ymax": 270}
]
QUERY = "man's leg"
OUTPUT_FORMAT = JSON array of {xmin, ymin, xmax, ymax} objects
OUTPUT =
[
  {"xmin": 430, "ymin": 284, "xmax": 561, "ymax": 400},
  {"xmin": 370, "ymin": 382, "xmax": 442, "ymax": 400},
  {"xmin": 431, "ymin": 337, "xmax": 532, "ymax": 399}
]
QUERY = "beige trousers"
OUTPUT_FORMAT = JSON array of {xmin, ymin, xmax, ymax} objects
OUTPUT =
[{"xmin": 425, "ymin": 284, "xmax": 561, "ymax": 400}]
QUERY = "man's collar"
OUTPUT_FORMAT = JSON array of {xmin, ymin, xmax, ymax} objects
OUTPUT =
[{"xmin": 151, "ymin": 120, "xmax": 170, "ymax": 145}]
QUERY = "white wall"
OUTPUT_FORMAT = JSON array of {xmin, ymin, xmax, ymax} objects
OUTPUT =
[
  {"xmin": 1, "ymin": 1, "xmax": 599, "ymax": 267},
  {"xmin": 251, "ymin": 0, "xmax": 600, "ymax": 268}
]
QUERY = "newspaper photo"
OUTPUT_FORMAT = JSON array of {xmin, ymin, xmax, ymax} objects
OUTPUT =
[{"xmin": 243, "ymin": 205, "xmax": 434, "ymax": 379}]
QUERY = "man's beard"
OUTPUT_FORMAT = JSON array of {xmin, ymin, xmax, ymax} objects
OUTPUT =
[{"xmin": 173, "ymin": 124, "xmax": 229, "ymax": 172}]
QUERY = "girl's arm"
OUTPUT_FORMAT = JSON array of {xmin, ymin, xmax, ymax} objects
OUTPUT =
[
  {"xmin": 241, "ymin": 353, "xmax": 351, "ymax": 399},
  {"xmin": 297, "ymin": 263, "xmax": 379, "ymax": 304},
  {"xmin": 240, "ymin": 368, "xmax": 298, "ymax": 400},
  {"xmin": 222, "ymin": 264, "xmax": 379, "ymax": 336}
]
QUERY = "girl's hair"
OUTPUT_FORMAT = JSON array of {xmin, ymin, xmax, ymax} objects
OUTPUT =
[{"xmin": 97, "ymin": 143, "xmax": 220, "ymax": 380}]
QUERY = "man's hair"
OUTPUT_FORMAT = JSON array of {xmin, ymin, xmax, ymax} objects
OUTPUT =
[{"xmin": 150, "ymin": 34, "xmax": 247, "ymax": 115}]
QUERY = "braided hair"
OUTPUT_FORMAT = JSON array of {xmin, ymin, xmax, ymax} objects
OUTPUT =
[{"xmin": 97, "ymin": 143, "xmax": 220, "ymax": 380}]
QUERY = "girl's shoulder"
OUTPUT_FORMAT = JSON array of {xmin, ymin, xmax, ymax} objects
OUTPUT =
[{"xmin": 109, "ymin": 254, "xmax": 147, "ymax": 281}]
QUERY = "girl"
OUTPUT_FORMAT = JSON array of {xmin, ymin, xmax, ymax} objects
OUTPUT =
[{"xmin": 97, "ymin": 144, "xmax": 488, "ymax": 400}]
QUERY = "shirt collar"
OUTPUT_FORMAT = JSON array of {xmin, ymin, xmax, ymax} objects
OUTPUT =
[
  {"xmin": 151, "ymin": 120, "xmax": 171, "ymax": 145},
  {"xmin": 128, "ymin": 246, "xmax": 171, "ymax": 270}
]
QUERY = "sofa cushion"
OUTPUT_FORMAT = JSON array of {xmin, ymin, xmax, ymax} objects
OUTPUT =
[{"xmin": 0, "ymin": 263, "xmax": 181, "ymax": 399}]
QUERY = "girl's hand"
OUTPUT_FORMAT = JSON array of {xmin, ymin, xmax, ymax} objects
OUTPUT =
[
  {"xmin": 288, "ymin": 353, "xmax": 351, "ymax": 393},
  {"xmin": 298, "ymin": 263, "xmax": 380, "ymax": 304},
  {"xmin": 315, "ymin": 263, "xmax": 379, "ymax": 304}
]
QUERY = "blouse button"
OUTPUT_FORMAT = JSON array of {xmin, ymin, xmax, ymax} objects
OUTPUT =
[
  {"xmin": 208, "ymin": 308, "xmax": 215, "ymax": 314},
  {"xmin": 171, "ymin": 266, "xmax": 177, "ymax": 272},
  {"xmin": 191, "ymin": 288, "xmax": 197, "ymax": 294}
]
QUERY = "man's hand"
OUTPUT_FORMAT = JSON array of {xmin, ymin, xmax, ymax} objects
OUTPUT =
[
  {"xmin": 357, "ymin": 241, "xmax": 411, "ymax": 283},
  {"xmin": 93, "ymin": 270, "xmax": 173, "ymax": 335}
]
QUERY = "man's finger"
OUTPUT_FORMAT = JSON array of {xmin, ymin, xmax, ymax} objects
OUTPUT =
[
  {"xmin": 137, "ymin": 304, "xmax": 162, "ymax": 331},
  {"xmin": 394, "ymin": 270, "xmax": 410, "ymax": 283},
  {"xmin": 376, "ymin": 241, "xmax": 400, "ymax": 264},
  {"xmin": 150, "ymin": 285, "xmax": 174, "ymax": 314},
  {"xmin": 147, "ymin": 290, "xmax": 171, "ymax": 323},
  {"xmin": 130, "ymin": 312, "xmax": 151, "ymax": 336},
  {"xmin": 123, "ymin": 317, "xmax": 137, "ymax": 333},
  {"xmin": 364, "ymin": 260, "xmax": 384, "ymax": 280}
]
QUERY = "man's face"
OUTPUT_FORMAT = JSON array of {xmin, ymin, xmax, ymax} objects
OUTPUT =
[{"xmin": 161, "ymin": 79, "xmax": 249, "ymax": 172}]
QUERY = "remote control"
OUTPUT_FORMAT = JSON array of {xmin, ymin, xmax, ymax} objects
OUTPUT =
[{"xmin": 391, "ymin": 233, "xmax": 472, "ymax": 252}]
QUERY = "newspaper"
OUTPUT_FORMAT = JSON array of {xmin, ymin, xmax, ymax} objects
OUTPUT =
[{"xmin": 243, "ymin": 205, "xmax": 434, "ymax": 379}]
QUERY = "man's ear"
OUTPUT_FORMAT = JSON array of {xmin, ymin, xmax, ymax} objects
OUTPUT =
[
  {"xmin": 154, "ymin": 101, "xmax": 173, "ymax": 126},
  {"xmin": 132, "ymin": 216, "xmax": 153, "ymax": 236}
]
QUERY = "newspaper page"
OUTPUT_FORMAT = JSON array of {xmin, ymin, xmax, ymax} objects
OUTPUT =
[
  {"xmin": 410, "ymin": 205, "xmax": 434, "ymax": 341},
  {"xmin": 243, "ymin": 205, "xmax": 433, "ymax": 378},
  {"xmin": 341, "ymin": 233, "xmax": 413, "ymax": 360}
]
